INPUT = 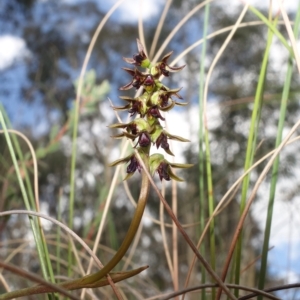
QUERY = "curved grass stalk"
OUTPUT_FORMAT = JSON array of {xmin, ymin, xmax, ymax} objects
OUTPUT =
[{"xmin": 68, "ymin": 0, "xmax": 125, "ymax": 279}]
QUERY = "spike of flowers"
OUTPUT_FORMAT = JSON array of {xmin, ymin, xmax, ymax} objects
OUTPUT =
[{"xmin": 110, "ymin": 39, "xmax": 192, "ymax": 181}]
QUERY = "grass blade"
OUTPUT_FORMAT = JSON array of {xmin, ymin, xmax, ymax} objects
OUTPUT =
[
  {"xmin": 257, "ymin": 4, "xmax": 300, "ymax": 297},
  {"xmin": 234, "ymin": 14, "xmax": 278, "ymax": 298}
]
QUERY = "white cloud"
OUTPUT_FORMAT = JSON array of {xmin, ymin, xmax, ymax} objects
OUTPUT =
[
  {"xmin": 245, "ymin": 0, "xmax": 298, "ymax": 13},
  {"xmin": 61, "ymin": 0, "xmax": 164, "ymax": 23},
  {"xmin": 106, "ymin": 0, "xmax": 164, "ymax": 23},
  {"xmin": 217, "ymin": 0, "xmax": 298, "ymax": 15},
  {"xmin": 0, "ymin": 35, "xmax": 30, "ymax": 70}
]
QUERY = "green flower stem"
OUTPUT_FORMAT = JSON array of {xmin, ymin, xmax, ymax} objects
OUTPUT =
[{"xmin": 78, "ymin": 163, "xmax": 150, "ymax": 286}]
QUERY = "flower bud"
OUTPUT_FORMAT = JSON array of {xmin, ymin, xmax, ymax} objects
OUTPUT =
[{"xmin": 123, "ymin": 39, "xmax": 151, "ymax": 68}]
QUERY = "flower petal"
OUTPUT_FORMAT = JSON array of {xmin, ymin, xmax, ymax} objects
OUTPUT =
[
  {"xmin": 123, "ymin": 57, "xmax": 136, "ymax": 64},
  {"xmin": 108, "ymin": 123, "xmax": 129, "ymax": 129},
  {"xmin": 119, "ymin": 96, "xmax": 136, "ymax": 102},
  {"xmin": 109, "ymin": 154, "xmax": 133, "ymax": 167},
  {"xmin": 165, "ymin": 132, "xmax": 190, "ymax": 142},
  {"xmin": 168, "ymin": 168, "xmax": 184, "ymax": 182},
  {"xmin": 174, "ymin": 101, "xmax": 188, "ymax": 106},
  {"xmin": 111, "ymin": 133, "xmax": 125, "ymax": 139},
  {"xmin": 122, "ymin": 67, "xmax": 136, "ymax": 76},
  {"xmin": 123, "ymin": 131, "xmax": 137, "ymax": 139},
  {"xmin": 169, "ymin": 162, "xmax": 194, "ymax": 169},
  {"xmin": 164, "ymin": 147, "xmax": 174, "ymax": 156},
  {"xmin": 136, "ymin": 38, "xmax": 145, "ymax": 53},
  {"xmin": 119, "ymin": 82, "xmax": 134, "ymax": 90},
  {"xmin": 161, "ymin": 51, "xmax": 173, "ymax": 62},
  {"xmin": 159, "ymin": 101, "xmax": 175, "ymax": 111},
  {"xmin": 111, "ymin": 104, "xmax": 131, "ymax": 111},
  {"xmin": 168, "ymin": 64, "xmax": 186, "ymax": 72},
  {"xmin": 123, "ymin": 172, "xmax": 135, "ymax": 181}
]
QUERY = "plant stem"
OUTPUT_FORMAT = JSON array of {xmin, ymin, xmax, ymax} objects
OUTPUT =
[{"xmin": 78, "ymin": 165, "xmax": 150, "ymax": 286}]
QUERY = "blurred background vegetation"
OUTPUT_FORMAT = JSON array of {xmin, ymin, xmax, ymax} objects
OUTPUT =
[{"xmin": 1, "ymin": 0, "xmax": 300, "ymax": 299}]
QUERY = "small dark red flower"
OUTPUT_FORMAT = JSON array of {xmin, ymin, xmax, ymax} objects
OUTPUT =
[
  {"xmin": 128, "ymin": 100, "xmax": 142, "ymax": 117},
  {"xmin": 133, "ymin": 53, "xmax": 146, "ymax": 66},
  {"xmin": 127, "ymin": 156, "xmax": 142, "ymax": 174},
  {"xmin": 157, "ymin": 162, "xmax": 171, "ymax": 181},
  {"xmin": 128, "ymin": 123, "xmax": 138, "ymax": 135},
  {"xmin": 159, "ymin": 92, "xmax": 169, "ymax": 108},
  {"xmin": 152, "ymin": 51, "xmax": 185, "ymax": 79},
  {"xmin": 138, "ymin": 132, "xmax": 151, "ymax": 147},
  {"xmin": 120, "ymin": 68, "xmax": 147, "ymax": 90},
  {"xmin": 149, "ymin": 154, "xmax": 193, "ymax": 182},
  {"xmin": 159, "ymin": 62, "xmax": 169, "ymax": 77},
  {"xmin": 148, "ymin": 106, "xmax": 165, "ymax": 120},
  {"xmin": 123, "ymin": 39, "xmax": 151, "ymax": 68},
  {"xmin": 150, "ymin": 88, "xmax": 188, "ymax": 112},
  {"xmin": 155, "ymin": 132, "xmax": 169, "ymax": 150}
]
